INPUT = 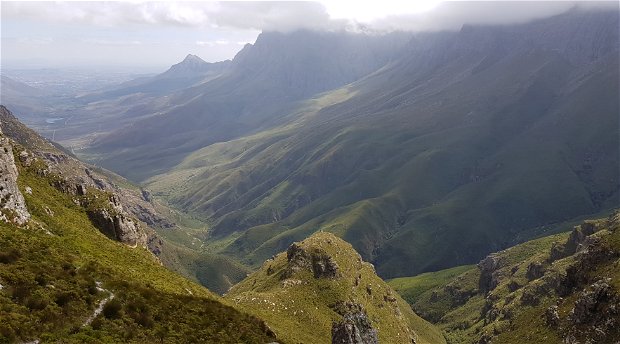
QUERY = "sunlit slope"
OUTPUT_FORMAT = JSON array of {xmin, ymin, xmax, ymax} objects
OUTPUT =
[
  {"xmin": 0, "ymin": 138, "xmax": 276, "ymax": 343},
  {"xmin": 226, "ymin": 231, "xmax": 445, "ymax": 344},
  {"xmin": 388, "ymin": 212, "xmax": 620, "ymax": 344}
]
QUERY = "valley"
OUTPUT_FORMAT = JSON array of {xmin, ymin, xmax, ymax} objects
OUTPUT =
[{"xmin": 1, "ymin": 2, "xmax": 619, "ymax": 343}]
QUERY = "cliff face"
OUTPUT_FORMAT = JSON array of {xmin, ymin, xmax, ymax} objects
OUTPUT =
[
  {"xmin": 0, "ymin": 105, "xmax": 150, "ymax": 248},
  {"xmin": 0, "ymin": 133, "xmax": 30, "ymax": 225}
]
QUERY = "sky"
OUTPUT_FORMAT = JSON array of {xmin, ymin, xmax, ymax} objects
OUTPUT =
[{"xmin": 1, "ymin": 1, "xmax": 617, "ymax": 70}]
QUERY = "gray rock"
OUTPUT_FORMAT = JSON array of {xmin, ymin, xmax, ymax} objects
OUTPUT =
[
  {"xmin": 570, "ymin": 279, "xmax": 617, "ymax": 324},
  {"xmin": 0, "ymin": 137, "xmax": 30, "ymax": 225},
  {"xmin": 478, "ymin": 253, "xmax": 501, "ymax": 293},
  {"xmin": 87, "ymin": 205, "xmax": 146, "ymax": 247},
  {"xmin": 526, "ymin": 261, "xmax": 545, "ymax": 281},
  {"xmin": 283, "ymin": 242, "xmax": 340, "ymax": 279},
  {"xmin": 331, "ymin": 303, "xmax": 378, "ymax": 344},
  {"xmin": 545, "ymin": 305, "xmax": 560, "ymax": 327}
]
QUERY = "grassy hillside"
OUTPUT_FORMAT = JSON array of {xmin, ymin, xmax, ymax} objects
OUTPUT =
[
  {"xmin": 388, "ymin": 213, "xmax": 620, "ymax": 344},
  {"xmin": 147, "ymin": 10, "xmax": 619, "ymax": 281},
  {"xmin": 388, "ymin": 265, "xmax": 476, "ymax": 306},
  {"xmin": 0, "ymin": 142, "xmax": 276, "ymax": 343},
  {"xmin": 226, "ymin": 231, "xmax": 445, "ymax": 344}
]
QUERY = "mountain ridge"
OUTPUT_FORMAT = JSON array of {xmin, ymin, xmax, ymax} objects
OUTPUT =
[{"xmin": 144, "ymin": 8, "xmax": 619, "ymax": 280}]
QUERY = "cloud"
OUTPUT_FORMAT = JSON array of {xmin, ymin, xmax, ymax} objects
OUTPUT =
[
  {"xmin": 82, "ymin": 39, "xmax": 143, "ymax": 46},
  {"xmin": 367, "ymin": 1, "xmax": 619, "ymax": 32},
  {"xmin": 2, "ymin": 1, "xmax": 617, "ymax": 33},
  {"xmin": 1, "ymin": 1, "xmax": 335, "ymax": 31},
  {"xmin": 196, "ymin": 40, "xmax": 232, "ymax": 47}
]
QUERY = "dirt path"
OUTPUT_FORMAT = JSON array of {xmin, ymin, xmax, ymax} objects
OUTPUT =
[{"xmin": 83, "ymin": 281, "xmax": 115, "ymax": 327}]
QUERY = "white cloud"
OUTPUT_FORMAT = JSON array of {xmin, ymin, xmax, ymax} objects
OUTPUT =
[
  {"xmin": 2, "ymin": 1, "xmax": 617, "ymax": 33},
  {"xmin": 1, "ymin": 1, "xmax": 334, "ymax": 31},
  {"xmin": 368, "ymin": 1, "xmax": 619, "ymax": 32}
]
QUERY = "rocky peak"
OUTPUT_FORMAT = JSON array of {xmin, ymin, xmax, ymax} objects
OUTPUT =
[
  {"xmin": 284, "ymin": 241, "xmax": 340, "ymax": 279},
  {"xmin": 226, "ymin": 231, "xmax": 436, "ymax": 344},
  {"xmin": 159, "ymin": 54, "xmax": 228, "ymax": 79}
]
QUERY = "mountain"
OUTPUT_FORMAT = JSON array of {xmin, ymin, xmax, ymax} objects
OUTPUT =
[
  {"xmin": 83, "ymin": 30, "xmax": 412, "ymax": 181},
  {"xmin": 0, "ymin": 108, "xmax": 277, "ymax": 343},
  {"xmin": 144, "ymin": 8, "xmax": 619, "ymax": 280},
  {"xmin": 389, "ymin": 211, "xmax": 620, "ymax": 344},
  {"xmin": 159, "ymin": 54, "xmax": 227, "ymax": 79},
  {"xmin": 226, "ymin": 231, "xmax": 445, "ymax": 344},
  {"xmin": 0, "ymin": 105, "xmax": 253, "ymax": 295},
  {"xmin": 1, "ymin": 106, "xmax": 440, "ymax": 343},
  {"xmin": 0, "ymin": 75, "xmax": 51, "ymax": 122},
  {"xmin": 77, "ymin": 54, "xmax": 231, "ymax": 102}
]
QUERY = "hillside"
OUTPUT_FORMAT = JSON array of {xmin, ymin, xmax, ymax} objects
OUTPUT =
[
  {"xmin": 146, "ymin": 8, "xmax": 619, "ymax": 280},
  {"xmin": 0, "ymin": 118, "xmax": 276, "ymax": 343},
  {"xmin": 0, "ymin": 105, "xmax": 253, "ymax": 295},
  {"xmin": 388, "ymin": 212, "xmax": 620, "ymax": 344},
  {"xmin": 226, "ymin": 231, "xmax": 445, "ymax": 344},
  {"xmin": 84, "ymin": 30, "xmax": 412, "ymax": 180},
  {"xmin": 77, "ymin": 54, "xmax": 231, "ymax": 103},
  {"xmin": 1, "ymin": 108, "xmax": 442, "ymax": 343}
]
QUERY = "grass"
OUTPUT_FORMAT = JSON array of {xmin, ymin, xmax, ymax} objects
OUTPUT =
[
  {"xmin": 0, "ymin": 145, "xmax": 276, "ymax": 343},
  {"xmin": 225, "ymin": 231, "xmax": 446, "ymax": 344},
  {"xmin": 388, "ymin": 265, "xmax": 476, "ymax": 305},
  {"xmin": 388, "ymin": 213, "xmax": 620, "ymax": 344},
  {"xmin": 144, "ymin": 41, "xmax": 618, "ymax": 284}
]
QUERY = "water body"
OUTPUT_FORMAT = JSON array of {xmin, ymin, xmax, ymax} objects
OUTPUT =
[{"xmin": 45, "ymin": 117, "xmax": 64, "ymax": 124}]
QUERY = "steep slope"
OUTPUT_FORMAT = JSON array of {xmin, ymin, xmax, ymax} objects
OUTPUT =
[
  {"xmin": 85, "ymin": 30, "xmax": 411, "ymax": 181},
  {"xmin": 0, "ymin": 105, "xmax": 254, "ymax": 295},
  {"xmin": 0, "ymin": 126, "xmax": 276, "ymax": 342},
  {"xmin": 226, "ymin": 231, "xmax": 445, "ymax": 344},
  {"xmin": 0, "ymin": 75, "xmax": 52, "ymax": 123},
  {"xmin": 147, "ymin": 8, "xmax": 619, "ymax": 278},
  {"xmin": 389, "ymin": 212, "xmax": 620, "ymax": 344}
]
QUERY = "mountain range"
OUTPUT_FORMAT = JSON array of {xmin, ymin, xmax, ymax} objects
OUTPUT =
[
  {"xmin": 131, "ymin": 8, "xmax": 617, "ymax": 279},
  {"xmin": 0, "ymin": 107, "xmax": 440, "ymax": 343},
  {"xmin": 0, "ymin": 4, "xmax": 619, "ymax": 344}
]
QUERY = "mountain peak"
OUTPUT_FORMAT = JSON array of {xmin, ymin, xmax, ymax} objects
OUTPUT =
[
  {"xmin": 157, "ymin": 53, "xmax": 228, "ymax": 79},
  {"xmin": 181, "ymin": 54, "xmax": 206, "ymax": 64},
  {"xmin": 226, "ymin": 231, "xmax": 445, "ymax": 344}
]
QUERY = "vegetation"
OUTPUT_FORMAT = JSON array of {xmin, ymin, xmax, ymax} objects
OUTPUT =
[
  {"xmin": 145, "ymin": 10, "xmax": 619, "ymax": 283},
  {"xmin": 389, "ymin": 213, "xmax": 620, "ymax": 344},
  {"xmin": 388, "ymin": 265, "xmax": 476, "ymax": 305},
  {"xmin": 225, "ymin": 231, "xmax": 445, "ymax": 344},
  {"xmin": 0, "ymin": 147, "xmax": 276, "ymax": 343}
]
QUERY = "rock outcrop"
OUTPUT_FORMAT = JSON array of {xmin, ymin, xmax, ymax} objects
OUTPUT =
[
  {"xmin": 563, "ymin": 278, "xmax": 620, "ymax": 343},
  {"xmin": 525, "ymin": 261, "xmax": 544, "ymax": 281},
  {"xmin": 284, "ymin": 242, "xmax": 340, "ymax": 279},
  {"xmin": 478, "ymin": 253, "xmax": 501, "ymax": 293},
  {"xmin": 0, "ymin": 134, "xmax": 30, "ymax": 225},
  {"xmin": 331, "ymin": 302, "xmax": 379, "ymax": 344},
  {"xmin": 0, "ymin": 106, "xmax": 156, "ymax": 248},
  {"xmin": 87, "ymin": 202, "xmax": 145, "ymax": 247}
]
